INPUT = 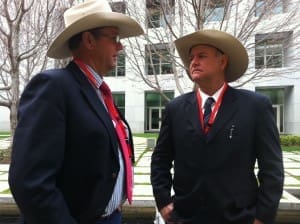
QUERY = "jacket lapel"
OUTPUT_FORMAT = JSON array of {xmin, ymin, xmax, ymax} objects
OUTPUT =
[
  {"xmin": 184, "ymin": 92, "xmax": 206, "ymax": 140},
  {"xmin": 66, "ymin": 62, "xmax": 119, "ymax": 156},
  {"xmin": 206, "ymin": 86, "xmax": 238, "ymax": 142}
]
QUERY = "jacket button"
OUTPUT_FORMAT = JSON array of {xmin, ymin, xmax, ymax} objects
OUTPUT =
[{"xmin": 112, "ymin": 172, "xmax": 117, "ymax": 179}]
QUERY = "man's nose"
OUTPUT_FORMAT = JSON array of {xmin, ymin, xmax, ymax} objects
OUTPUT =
[{"xmin": 190, "ymin": 58, "xmax": 199, "ymax": 67}]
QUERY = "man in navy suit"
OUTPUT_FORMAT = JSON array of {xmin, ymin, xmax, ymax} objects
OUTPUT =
[
  {"xmin": 151, "ymin": 30, "xmax": 284, "ymax": 224},
  {"xmin": 8, "ymin": 1, "xmax": 143, "ymax": 224}
]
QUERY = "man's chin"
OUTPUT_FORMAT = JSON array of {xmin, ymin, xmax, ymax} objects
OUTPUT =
[{"xmin": 191, "ymin": 73, "xmax": 205, "ymax": 81}]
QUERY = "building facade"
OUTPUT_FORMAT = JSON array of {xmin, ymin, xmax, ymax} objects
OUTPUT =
[
  {"xmin": 106, "ymin": 0, "xmax": 300, "ymax": 134},
  {"xmin": 1, "ymin": 0, "xmax": 298, "ymax": 134}
]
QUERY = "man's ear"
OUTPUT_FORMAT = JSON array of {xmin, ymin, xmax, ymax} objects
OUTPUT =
[
  {"xmin": 81, "ymin": 31, "xmax": 96, "ymax": 50},
  {"xmin": 221, "ymin": 54, "xmax": 229, "ymax": 71}
]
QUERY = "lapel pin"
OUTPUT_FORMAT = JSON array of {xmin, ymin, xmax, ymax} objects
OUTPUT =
[{"xmin": 229, "ymin": 125, "xmax": 235, "ymax": 139}]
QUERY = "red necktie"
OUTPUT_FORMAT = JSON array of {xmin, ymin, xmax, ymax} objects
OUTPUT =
[{"xmin": 100, "ymin": 81, "xmax": 133, "ymax": 204}]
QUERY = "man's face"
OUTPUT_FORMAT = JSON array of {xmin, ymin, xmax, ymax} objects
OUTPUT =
[
  {"xmin": 90, "ymin": 27, "xmax": 123, "ymax": 75},
  {"xmin": 189, "ymin": 44, "xmax": 228, "ymax": 83}
]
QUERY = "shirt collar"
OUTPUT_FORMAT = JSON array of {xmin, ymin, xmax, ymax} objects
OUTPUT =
[
  {"xmin": 86, "ymin": 65, "xmax": 104, "ymax": 89},
  {"xmin": 198, "ymin": 83, "xmax": 226, "ymax": 108}
]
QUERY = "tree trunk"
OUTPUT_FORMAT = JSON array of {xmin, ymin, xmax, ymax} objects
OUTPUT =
[{"xmin": 8, "ymin": 72, "xmax": 20, "ymax": 157}]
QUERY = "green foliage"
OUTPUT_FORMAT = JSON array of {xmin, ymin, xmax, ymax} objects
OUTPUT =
[{"xmin": 280, "ymin": 135, "xmax": 300, "ymax": 146}]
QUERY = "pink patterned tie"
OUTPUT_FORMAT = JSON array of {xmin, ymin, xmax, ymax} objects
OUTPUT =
[{"xmin": 100, "ymin": 81, "xmax": 133, "ymax": 204}]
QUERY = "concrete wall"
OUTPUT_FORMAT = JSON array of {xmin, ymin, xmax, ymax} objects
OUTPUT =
[{"xmin": 0, "ymin": 107, "xmax": 9, "ymax": 131}]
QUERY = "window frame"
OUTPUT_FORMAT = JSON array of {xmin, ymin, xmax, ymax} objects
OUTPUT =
[
  {"xmin": 107, "ymin": 51, "xmax": 126, "ymax": 77},
  {"xmin": 146, "ymin": 0, "xmax": 175, "ymax": 29},
  {"xmin": 112, "ymin": 92, "xmax": 125, "ymax": 117},
  {"xmin": 145, "ymin": 43, "xmax": 173, "ymax": 75},
  {"xmin": 255, "ymin": 32, "xmax": 292, "ymax": 69}
]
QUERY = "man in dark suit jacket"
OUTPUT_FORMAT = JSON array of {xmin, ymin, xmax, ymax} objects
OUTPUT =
[
  {"xmin": 8, "ymin": 1, "xmax": 143, "ymax": 224},
  {"xmin": 151, "ymin": 30, "xmax": 284, "ymax": 224}
]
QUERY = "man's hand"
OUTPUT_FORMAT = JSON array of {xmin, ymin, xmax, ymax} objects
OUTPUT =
[
  {"xmin": 253, "ymin": 218, "xmax": 264, "ymax": 224},
  {"xmin": 160, "ymin": 203, "xmax": 174, "ymax": 222}
]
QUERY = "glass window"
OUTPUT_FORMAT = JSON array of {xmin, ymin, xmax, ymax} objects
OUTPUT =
[
  {"xmin": 148, "ymin": 10, "xmax": 161, "ymax": 28},
  {"xmin": 255, "ymin": 0, "xmax": 264, "ymax": 16},
  {"xmin": 256, "ymin": 88, "xmax": 284, "ymax": 133},
  {"xmin": 145, "ymin": 91, "xmax": 174, "ymax": 131},
  {"xmin": 161, "ymin": 92, "xmax": 174, "ymax": 105},
  {"xmin": 146, "ymin": 92, "xmax": 160, "ymax": 107},
  {"xmin": 206, "ymin": 0, "xmax": 226, "ymax": 22},
  {"xmin": 110, "ymin": 1, "xmax": 126, "ymax": 14},
  {"xmin": 257, "ymin": 88, "xmax": 284, "ymax": 104},
  {"xmin": 255, "ymin": 0, "xmax": 284, "ymax": 17},
  {"xmin": 107, "ymin": 52, "xmax": 125, "ymax": 77},
  {"xmin": 146, "ymin": 0, "xmax": 175, "ymax": 28},
  {"xmin": 272, "ymin": 1, "xmax": 283, "ymax": 14},
  {"xmin": 112, "ymin": 93, "xmax": 125, "ymax": 116},
  {"xmin": 256, "ymin": 41, "xmax": 283, "ymax": 68},
  {"xmin": 255, "ymin": 32, "xmax": 291, "ymax": 69},
  {"xmin": 146, "ymin": 44, "xmax": 173, "ymax": 75}
]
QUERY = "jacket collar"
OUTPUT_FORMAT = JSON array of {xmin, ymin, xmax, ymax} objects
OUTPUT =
[{"xmin": 66, "ymin": 61, "xmax": 120, "ymax": 156}]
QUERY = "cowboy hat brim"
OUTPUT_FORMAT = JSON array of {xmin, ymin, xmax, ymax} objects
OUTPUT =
[
  {"xmin": 174, "ymin": 29, "xmax": 249, "ymax": 82},
  {"xmin": 47, "ymin": 12, "xmax": 144, "ymax": 59}
]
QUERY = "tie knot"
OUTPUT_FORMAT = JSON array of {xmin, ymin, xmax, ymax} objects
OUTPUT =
[{"xmin": 204, "ymin": 97, "xmax": 215, "ymax": 108}]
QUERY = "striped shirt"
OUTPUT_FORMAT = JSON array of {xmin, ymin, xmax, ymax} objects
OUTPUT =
[{"xmin": 82, "ymin": 65, "xmax": 126, "ymax": 216}]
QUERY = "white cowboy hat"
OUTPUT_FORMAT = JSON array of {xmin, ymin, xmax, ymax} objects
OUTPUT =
[
  {"xmin": 174, "ymin": 29, "xmax": 249, "ymax": 82},
  {"xmin": 47, "ymin": 0, "xmax": 144, "ymax": 59}
]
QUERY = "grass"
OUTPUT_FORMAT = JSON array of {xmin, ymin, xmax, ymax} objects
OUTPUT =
[
  {"xmin": 0, "ymin": 131, "xmax": 10, "ymax": 135},
  {"xmin": 282, "ymin": 146, "xmax": 300, "ymax": 152},
  {"xmin": 0, "ymin": 132, "xmax": 10, "ymax": 140},
  {"xmin": 133, "ymin": 133, "xmax": 158, "ymax": 139},
  {"xmin": 0, "ymin": 131, "xmax": 299, "ymax": 152},
  {"xmin": 0, "ymin": 188, "xmax": 10, "ymax": 194}
]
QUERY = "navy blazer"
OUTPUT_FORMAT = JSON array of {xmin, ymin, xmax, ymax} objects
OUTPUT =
[
  {"xmin": 151, "ymin": 87, "xmax": 284, "ymax": 224},
  {"xmin": 9, "ymin": 62, "xmax": 134, "ymax": 224}
]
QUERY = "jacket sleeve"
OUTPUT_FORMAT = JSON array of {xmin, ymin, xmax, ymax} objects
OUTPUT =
[
  {"xmin": 150, "ymin": 103, "xmax": 174, "ymax": 211},
  {"xmin": 8, "ymin": 72, "xmax": 77, "ymax": 224},
  {"xmin": 255, "ymin": 96, "xmax": 284, "ymax": 223}
]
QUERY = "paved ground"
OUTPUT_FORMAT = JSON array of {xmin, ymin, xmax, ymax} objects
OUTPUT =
[{"xmin": 1, "ymin": 136, "xmax": 300, "ymax": 223}]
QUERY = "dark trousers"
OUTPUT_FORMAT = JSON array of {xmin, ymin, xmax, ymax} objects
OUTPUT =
[{"xmin": 95, "ymin": 210, "xmax": 122, "ymax": 224}]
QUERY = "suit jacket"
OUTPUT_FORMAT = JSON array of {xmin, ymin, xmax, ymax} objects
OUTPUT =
[
  {"xmin": 151, "ymin": 86, "xmax": 284, "ymax": 224},
  {"xmin": 8, "ymin": 62, "xmax": 134, "ymax": 224}
]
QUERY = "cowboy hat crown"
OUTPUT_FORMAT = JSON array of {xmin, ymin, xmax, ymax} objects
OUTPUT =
[{"xmin": 47, "ymin": 0, "xmax": 144, "ymax": 59}]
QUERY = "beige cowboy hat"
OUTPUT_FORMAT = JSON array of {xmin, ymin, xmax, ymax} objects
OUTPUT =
[
  {"xmin": 174, "ymin": 29, "xmax": 249, "ymax": 82},
  {"xmin": 47, "ymin": 0, "xmax": 144, "ymax": 59}
]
